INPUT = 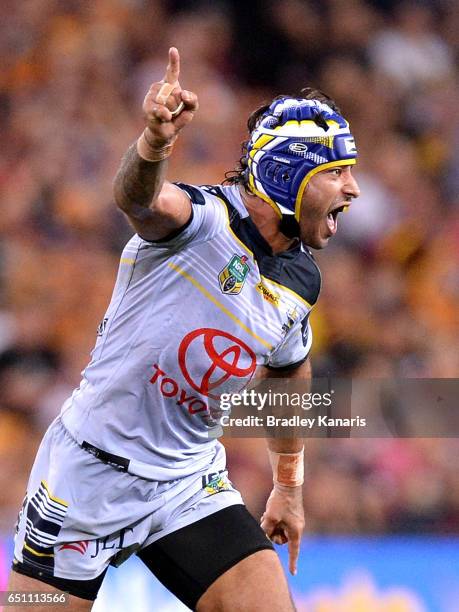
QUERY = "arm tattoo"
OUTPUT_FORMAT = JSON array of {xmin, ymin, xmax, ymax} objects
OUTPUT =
[{"xmin": 113, "ymin": 143, "xmax": 168, "ymax": 212}]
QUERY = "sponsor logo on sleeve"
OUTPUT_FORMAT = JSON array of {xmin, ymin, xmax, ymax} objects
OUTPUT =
[
  {"xmin": 281, "ymin": 307, "xmax": 299, "ymax": 336},
  {"xmin": 97, "ymin": 318, "xmax": 108, "ymax": 337}
]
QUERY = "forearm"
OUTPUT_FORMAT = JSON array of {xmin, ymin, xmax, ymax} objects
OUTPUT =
[
  {"xmin": 113, "ymin": 137, "xmax": 169, "ymax": 215},
  {"xmin": 264, "ymin": 358, "xmax": 310, "ymax": 484},
  {"xmin": 267, "ymin": 438, "xmax": 304, "ymax": 454}
]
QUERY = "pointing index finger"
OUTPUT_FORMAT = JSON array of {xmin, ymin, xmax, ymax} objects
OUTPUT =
[
  {"xmin": 288, "ymin": 533, "xmax": 300, "ymax": 576},
  {"xmin": 164, "ymin": 47, "xmax": 180, "ymax": 85},
  {"xmin": 156, "ymin": 47, "xmax": 181, "ymax": 105}
]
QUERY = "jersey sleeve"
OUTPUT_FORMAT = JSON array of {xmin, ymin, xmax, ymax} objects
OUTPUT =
[
  {"xmin": 138, "ymin": 183, "xmax": 227, "ymax": 250},
  {"xmin": 266, "ymin": 315, "xmax": 312, "ymax": 370}
]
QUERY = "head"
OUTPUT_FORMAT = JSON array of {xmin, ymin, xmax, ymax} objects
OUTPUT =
[{"xmin": 225, "ymin": 88, "xmax": 360, "ymax": 248}]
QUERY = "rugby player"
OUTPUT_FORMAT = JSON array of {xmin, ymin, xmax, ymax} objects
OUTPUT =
[{"xmin": 9, "ymin": 48, "xmax": 360, "ymax": 611}]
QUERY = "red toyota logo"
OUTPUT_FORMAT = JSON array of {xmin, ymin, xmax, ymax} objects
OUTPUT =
[{"xmin": 178, "ymin": 328, "xmax": 257, "ymax": 399}]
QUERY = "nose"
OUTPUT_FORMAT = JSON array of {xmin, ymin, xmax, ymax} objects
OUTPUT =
[{"xmin": 343, "ymin": 168, "xmax": 360, "ymax": 199}]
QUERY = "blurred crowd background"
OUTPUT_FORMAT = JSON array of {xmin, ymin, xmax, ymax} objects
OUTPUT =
[{"xmin": 0, "ymin": 0, "xmax": 458, "ymax": 537}]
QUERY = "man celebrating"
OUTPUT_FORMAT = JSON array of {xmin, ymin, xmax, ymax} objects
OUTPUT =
[{"xmin": 9, "ymin": 48, "xmax": 359, "ymax": 611}]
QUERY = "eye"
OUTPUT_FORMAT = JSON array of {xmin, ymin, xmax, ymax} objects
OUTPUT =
[{"xmin": 329, "ymin": 168, "xmax": 343, "ymax": 177}]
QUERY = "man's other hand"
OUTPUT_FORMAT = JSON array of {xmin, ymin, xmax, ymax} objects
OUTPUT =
[{"xmin": 260, "ymin": 484, "xmax": 305, "ymax": 576}]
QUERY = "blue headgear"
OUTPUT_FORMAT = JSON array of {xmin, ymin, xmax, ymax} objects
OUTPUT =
[{"xmin": 246, "ymin": 97, "xmax": 358, "ymax": 221}]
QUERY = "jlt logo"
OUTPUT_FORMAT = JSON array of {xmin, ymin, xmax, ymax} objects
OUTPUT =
[
  {"xmin": 58, "ymin": 528, "xmax": 134, "ymax": 558},
  {"xmin": 91, "ymin": 527, "xmax": 133, "ymax": 558}
]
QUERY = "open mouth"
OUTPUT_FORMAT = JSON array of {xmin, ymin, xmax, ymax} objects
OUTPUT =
[{"xmin": 326, "ymin": 204, "xmax": 349, "ymax": 235}]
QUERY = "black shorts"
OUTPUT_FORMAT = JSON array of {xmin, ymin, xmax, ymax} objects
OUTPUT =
[{"xmin": 12, "ymin": 504, "xmax": 274, "ymax": 609}]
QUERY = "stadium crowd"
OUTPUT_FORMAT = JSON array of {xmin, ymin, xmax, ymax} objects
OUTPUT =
[{"xmin": 0, "ymin": 0, "xmax": 458, "ymax": 536}]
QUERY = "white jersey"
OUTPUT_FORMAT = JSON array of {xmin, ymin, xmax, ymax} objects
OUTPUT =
[{"xmin": 61, "ymin": 184, "xmax": 321, "ymax": 481}]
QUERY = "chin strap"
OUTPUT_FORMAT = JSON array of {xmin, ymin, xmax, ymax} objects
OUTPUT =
[{"xmin": 279, "ymin": 215, "xmax": 300, "ymax": 239}]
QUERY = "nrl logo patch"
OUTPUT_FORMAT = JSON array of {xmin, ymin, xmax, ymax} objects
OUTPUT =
[{"xmin": 219, "ymin": 254, "xmax": 250, "ymax": 295}]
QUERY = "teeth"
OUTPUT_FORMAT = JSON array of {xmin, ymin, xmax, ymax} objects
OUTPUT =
[{"xmin": 329, "ymin": 204, "xmax": 349, "ymax": 220}]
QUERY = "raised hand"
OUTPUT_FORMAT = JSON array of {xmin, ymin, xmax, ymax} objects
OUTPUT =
[{"xmin": 142, "ymin": 47, "xmax": 198, "ymax": 147}]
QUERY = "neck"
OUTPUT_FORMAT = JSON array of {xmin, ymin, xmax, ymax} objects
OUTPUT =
[{"xmin": 238, "ymin": 185, "xmax": 296, "ymax": 254}]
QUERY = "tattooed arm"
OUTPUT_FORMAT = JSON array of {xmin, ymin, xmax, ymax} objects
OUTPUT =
[
  {"xmin": 113, "ymin": 47, "xmax": 198, "ymax": 241},
  {"xmin": 113, "ymin": 145, "xmax": 191, "ymax": 241}
]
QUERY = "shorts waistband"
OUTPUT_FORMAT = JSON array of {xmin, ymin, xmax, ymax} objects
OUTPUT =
[
  {"xmin": 81, "ymin": 441, "xmax": 130, "ymax": 472},
  {"xmin": 76, "ymin": 433, "xmax": 223, "ymax": 482}
]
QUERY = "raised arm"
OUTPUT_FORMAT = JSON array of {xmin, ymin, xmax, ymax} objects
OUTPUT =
[{"xmin": 113, "ymin": 47, "xmax": 199, "ymax": 241}]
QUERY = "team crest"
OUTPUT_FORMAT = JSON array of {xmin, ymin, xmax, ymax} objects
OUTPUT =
[{"xmin": 219, "ymin": 254, "xmax": 250, "ymax": 295}]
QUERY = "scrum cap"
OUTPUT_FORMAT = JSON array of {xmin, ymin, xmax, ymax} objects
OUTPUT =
[{"xmin": 246, "ymin": 97, "xmax": 357, "ymax": 221}]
